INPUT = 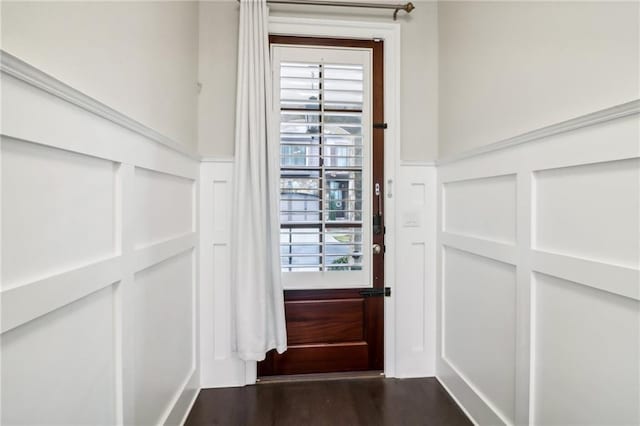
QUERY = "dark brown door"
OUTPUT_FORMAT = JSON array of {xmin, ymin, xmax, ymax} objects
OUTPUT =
[{"xmin": 259, "ymin": 37, "xmax": 385, "ymax": 376}]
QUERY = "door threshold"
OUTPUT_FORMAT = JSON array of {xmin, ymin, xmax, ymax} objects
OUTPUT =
[{"xmin": 256, "ymin": 370, "xmax": 384, "ymax": 384}]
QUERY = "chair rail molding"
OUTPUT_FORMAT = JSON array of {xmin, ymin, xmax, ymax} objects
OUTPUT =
[
  {"xmin": 0, "ymin": 50, "xmax": 200, "ymax": 160},
  {"xmin": 437, "ymin": 99, "xmax": 640, "ymax": 166}
]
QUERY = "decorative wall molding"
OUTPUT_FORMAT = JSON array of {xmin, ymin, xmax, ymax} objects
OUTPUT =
[
  {"xmin": 399, "ymin": 160, "xmax": 437, "ymax": 167},
  {"xmin": 5, "ymin": 51, "xmax": 638, "ymax": 171},
  {"xmin": 437, "ymin": 99, "xmax": 640, "ymax": 165},
  {"xmin": 200, "ymin": 156, "xmax": 235, "ymax": 163},
  {"xmin": 0, "ymin": 50, "xmax": 200, "ymax": 161},
  {"xmin": 168, "ymin": 99, "xmax": 640, "ymax": 173},
  {"xmin": 1, "ymin": 54, "xmax": 200, "ymax": 426},
  {"xmin": 1, "ymin": 255, "xmax": 123, "ymax": 333},
  {"xmin": 436, "ymin": 103, "xmax": 640, "ymax": 425}
]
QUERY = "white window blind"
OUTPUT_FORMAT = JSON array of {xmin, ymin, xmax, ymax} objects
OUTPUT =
[{"xmin": 272, "ymin": 46, "xmax": 372, "ymax": 289}]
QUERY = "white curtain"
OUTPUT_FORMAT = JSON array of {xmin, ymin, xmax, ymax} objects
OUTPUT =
[{"xmin": 231, "ymin": 0, "xmax": 287, "ymax": 361}]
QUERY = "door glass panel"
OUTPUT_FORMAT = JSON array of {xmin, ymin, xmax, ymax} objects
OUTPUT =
[{"xmin": 279, "ymin": 61, "xmax": 365, "ymax": 273}]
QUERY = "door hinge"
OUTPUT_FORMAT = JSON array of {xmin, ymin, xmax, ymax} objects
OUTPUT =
[
  {"xmin": 359, "ymin": 287, "xmax": 391, "ymax": 298},
  {"xmin": 373, "ymin": 122, "xmax": 388, "ymax": 129}
]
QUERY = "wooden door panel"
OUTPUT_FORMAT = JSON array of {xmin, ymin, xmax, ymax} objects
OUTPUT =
[
  {"xmin": 258, "ymin": 289, "xmax": 384, "ymax": 376},
  {"xmin": 285, "ymin": 299, "xmax": 364, "ymax": 345},
  {"xmin": 260, "ymin": 342, "xmax": 369, "ymax": 376}
]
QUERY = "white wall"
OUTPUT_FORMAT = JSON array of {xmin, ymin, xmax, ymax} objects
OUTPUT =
[
  {"xmin": 438, "ymin": 1, "xmax": 640, "ymax": 158},
  {"xmin": 436, "ymin": 101, "xmax": 640, "ymax": 425},
  {"xmin": 1, "ymin": 52, "xmax": 199, "ymax": 425},
  {"xmin": 198, "ymin": 0, "xmax": 438, "ymax": 161},
  {"xmin": 198, "ymin": 1, "xmax": 238, "ymax": 160},
  {"xmin": 1, "ymin": 1, "xmax": 199, "ymax": 150}
]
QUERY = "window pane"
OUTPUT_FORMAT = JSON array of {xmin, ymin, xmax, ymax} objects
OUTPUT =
[
  {"xmin": 325, "ymin": 227, "xmax": 363, "ymax": 271},
  {"xmin": 325, "ymin": 124, "xmax": 362, "ymax": 136},
  {"xmin": 281, "ymin": 77, "xmax": 320, "ymax": 90},
  {"xmin": 281, "ymin": 63, "xmax": 321, "ymax": 78},
  {"xmin": 323, "ymin": 65, "xmax": 363, "ymax": 80},
  {"xmin": 324, "ymin": 65, "xmax": 363, "ymax": 110},
  {"xmin": 324, "ymin": 171, "xmax": 363, "ymax": 222},
  {"xmin": 280, "ymin": 228, "xmax": 321, "ymax": 272},
  {"xmin": 324, "ymin": 112, "xmax": 361, "ymax": 125},
  {"xmin": 279, "ymin": 62, "xmax": 365, "ymax": 273}
]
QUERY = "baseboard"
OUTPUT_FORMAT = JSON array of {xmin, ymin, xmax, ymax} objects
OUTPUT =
[
  {"xmin": 164, "ymin": 371, "xmax": 200, "ymax": 426},
  {"xmin": 436, "ymin": 375, "xmax": 479, "ymax": 426},
  {"xmin": 257, "ymin": 370, "xmax": 384, "ymax": 384}
]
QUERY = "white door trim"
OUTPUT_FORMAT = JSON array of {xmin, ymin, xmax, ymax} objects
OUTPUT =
[{"xmin": 268, "ymin": 16, "xmax": 402, "ymax": 378}]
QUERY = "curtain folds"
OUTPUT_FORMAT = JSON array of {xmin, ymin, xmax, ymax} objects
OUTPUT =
[{"xmin": 231, "ymin": 0, "xmax": 287, "ymax": 361}]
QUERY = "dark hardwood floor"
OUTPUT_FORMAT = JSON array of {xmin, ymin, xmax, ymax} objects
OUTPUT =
[{"xmin": 184, "ymin": 377, "xmax": 472, "ymax": 426}]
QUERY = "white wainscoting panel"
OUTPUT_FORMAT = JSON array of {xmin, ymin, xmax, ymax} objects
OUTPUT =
[
  {"xmin": 531, "ymin": 273, "xmax": 640, "ymax": 426},
  {"xmin": 132, "ymin": 251, "xmax": 195, "ymax": 425},
  {"xmin": 443, "ymin": 247, "xmax": 517, "ymax": 425},
  {"xmin": 1, "ymin": 285, "xmax": 117, "ymax": 425},
  {"xmin": 134, "ymin": 167, "xmax": 195, "ymax": 249},
  {"xmin": 436, "ymin": 101, "xmax": 640, "ymax": 426},
  {"xmin": 443, "ymin": 174, "xmax": 517, "ymax": 244},
  {"xmin": 199, "ymin": 160, "xmax": 254, "ymax": 388},
  {"xmin": 2, "ymin": 138, "xmax": 116, "ymax": 289},
  {"xmin": 535, "ymin": 158, "xmax": 640, "ymax": 269},
  {"xmin": 1, "ymin": 52, "xmax": 200, "ymax": 426},
  {"xmin": 394, "ymin": 163, "xmax": 437, "ymax": 377}
]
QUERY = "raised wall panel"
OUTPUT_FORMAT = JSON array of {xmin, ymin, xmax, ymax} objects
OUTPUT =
[
  {"xmin": 532, "ymin": 273, "xmax": 640, "ymax": 426},
  {"xmin": 409, "ymin": 242, "xmax": 426, "ymax": 352},
  {"xmin": 212, "ymin": 244, "xmax": 232, "ymax": 360},
  {"xmin": 1, "ymin": 285, "xmax": 117, "ymax": 425},
  {"xmin": 535, "ymin": 158, "xmax": 640, "ymax": 268},
  {"xmin": 212, "ymin": 180, "xmax": 230, "ymax": 240},
  {"xmin": 1, "ymin": 138, "xmax": 116, "ymax": 288},
  {"xmin": 200, "ymin": 161, "xmax": 252, "ymax": 387},
  {"xmin": 131, "ymin": 250, "xmax": 194, "ymax": 425},
  {"xmin": 134, "ymin": 167, "xmax": 194, "ymax": 248},
  {"xmin": 437, "ymin": 106, "xmax": 640, "ymax": 425},
  {"xmin": 411, "ymin": 182, "xmax": 426, "ymax": 205},
  {"xmin": 394, "ymin": 164, "xmax": 437, "ymax": 378},
  {"xmin": 443, "ymin": 174, "xmax": 517, "ymax": 244},
  {"xmin": 443, "ymin": 247, "xmax": 517, "ymax": 424},
  {"xmin": 2, "ymin": 55, "xmax": 199, "ymax": 426}
]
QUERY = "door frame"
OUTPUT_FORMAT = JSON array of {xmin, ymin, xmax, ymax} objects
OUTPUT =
[
  {"xmin": 262, "ymin": 38, "xmax": 383, "ymax": 376},
  {"xmin": 256, "ymin": 16, "xmax": 402, "ymax": 380}
]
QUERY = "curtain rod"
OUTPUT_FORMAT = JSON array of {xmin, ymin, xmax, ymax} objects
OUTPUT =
[{"xmin": 237, "ymin": 0, "xmax": 415, "ymax": 20}]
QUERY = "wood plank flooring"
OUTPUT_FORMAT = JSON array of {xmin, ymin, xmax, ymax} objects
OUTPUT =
[{"xmin": 185, "ymin": 377, "xmax": 472, "ymax": 426}]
